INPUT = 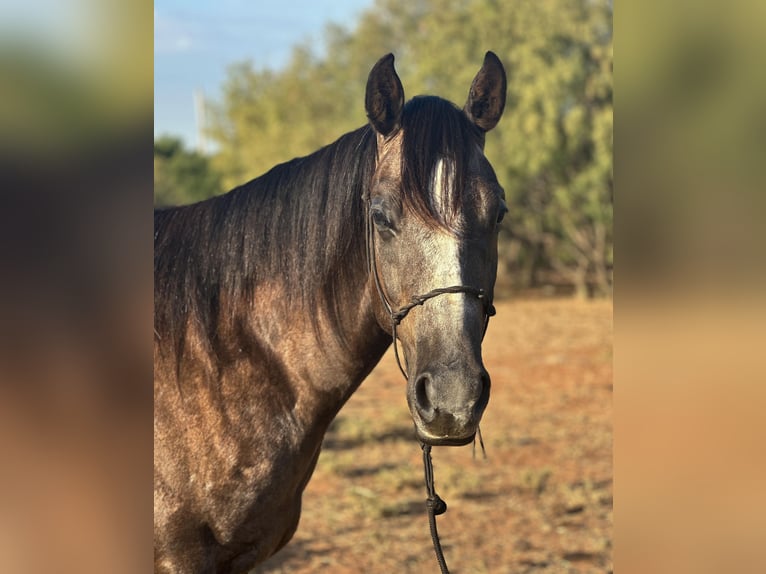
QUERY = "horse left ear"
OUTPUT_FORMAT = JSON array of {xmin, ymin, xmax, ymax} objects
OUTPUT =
[
  {"xmin": 366, "ymin": 53, "xmax": 405, "ymax": 138},
  {"xmin": 464, "ymin": 51, "xmax": 507, "ymax": 133}
]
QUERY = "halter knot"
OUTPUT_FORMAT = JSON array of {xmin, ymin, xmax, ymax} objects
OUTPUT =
[{"xmin": 427, "ymin": 495, "xmax": 448, "ymax": 516}]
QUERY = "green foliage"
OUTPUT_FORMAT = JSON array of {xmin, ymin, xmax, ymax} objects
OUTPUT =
[
  {"xmin": 153, "ymin": 135, "xmax": 223, "ymax": 207},
  {"xmin": 206, "ymin": 0, "xmax": 613, "ymax": 296}
]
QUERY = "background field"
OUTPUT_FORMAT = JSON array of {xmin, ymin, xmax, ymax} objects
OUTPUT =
[{"xmin": 255, "ymin": 298, "xmax": 613, "ymax": 573}]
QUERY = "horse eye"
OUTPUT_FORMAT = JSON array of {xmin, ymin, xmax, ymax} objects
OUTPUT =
[{"xmin": 372, "ymin": 209, "xmax": 394, "ymax": 232}]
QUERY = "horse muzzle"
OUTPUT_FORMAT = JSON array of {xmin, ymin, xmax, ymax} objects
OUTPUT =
[{"xmin": 407, "ymin": 367, "xmax": 490, "ymax": 447}]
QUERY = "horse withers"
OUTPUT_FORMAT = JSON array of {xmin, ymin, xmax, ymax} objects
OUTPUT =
[{"xmin": 154, "ymin": 52, "xmax": 507, "ymax": 573}]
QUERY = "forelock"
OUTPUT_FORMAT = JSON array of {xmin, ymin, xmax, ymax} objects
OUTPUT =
[{"xmin": 399, "ymin": 96, "xmax": 482, "ymax": 231}]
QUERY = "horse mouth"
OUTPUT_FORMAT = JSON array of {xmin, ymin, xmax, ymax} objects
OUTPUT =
[{"xmin": 415, "ymin": 427, "xmax": 476, "ymax": 447}]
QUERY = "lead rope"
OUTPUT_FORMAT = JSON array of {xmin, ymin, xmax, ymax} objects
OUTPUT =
[
  {"xmin": 366, "ymin": 204, "xmax": 495, "ymax": 574},
  {"xmin": 422, "ymin": 424, "xmax": 486, "ymax": 574},
  {"xmin": 422, "ymin": 443, "xmax": 450, "ymax": 574}
]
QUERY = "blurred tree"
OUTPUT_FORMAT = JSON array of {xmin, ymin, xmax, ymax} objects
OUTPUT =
[
  {"xmin": 206, "ymin": 0, "xmax": 612, "ymax": 297},
  {"xmin": 153, "ymin": 136, "xmax": 223, "ymax": 207},
  {"xmin": 486, "ymin": 0, "xmax": 613, "ymax": 297}
]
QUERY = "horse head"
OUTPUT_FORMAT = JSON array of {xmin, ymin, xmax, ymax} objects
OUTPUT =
[{"xmin": 365, "ymin": 52, "xmax": 507, "ymax": 446}]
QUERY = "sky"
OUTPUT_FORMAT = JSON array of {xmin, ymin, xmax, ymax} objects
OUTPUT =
[{"xmin": 154, "ymin": 0, "xmax": 374, "ymax": 150}]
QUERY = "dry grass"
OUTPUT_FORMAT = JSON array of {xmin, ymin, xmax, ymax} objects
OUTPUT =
[{"xmin": 254, "ymin": 298, "xmax": 613, "ymax": 573}]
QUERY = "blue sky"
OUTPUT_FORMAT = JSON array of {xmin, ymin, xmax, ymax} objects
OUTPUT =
[{"xmin": 154, "ymin": 0, "xmax": 374, "ymax": 149}]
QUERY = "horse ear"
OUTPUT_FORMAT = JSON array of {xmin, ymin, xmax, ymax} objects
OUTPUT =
[
  {"xmin": 464, "ymin": 51, "xmax": 507, "ymax": 132},
  {"xmin": 365, "ymin": 53, "xmax": 404, "ymax": 138}
]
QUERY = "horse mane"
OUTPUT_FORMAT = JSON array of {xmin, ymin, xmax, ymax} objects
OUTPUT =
[
  {"xmin": 154, "ymin": 125, "xmax": 376, "ymax": 363},
  {"xmin": 154, "ymin": 96, "xmax": 479, "ymax": 368}
]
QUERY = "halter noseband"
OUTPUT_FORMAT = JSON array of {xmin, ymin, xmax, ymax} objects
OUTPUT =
[{"xmin": 365, "ymin": 199, "xmax": 496, "ymax": 379}]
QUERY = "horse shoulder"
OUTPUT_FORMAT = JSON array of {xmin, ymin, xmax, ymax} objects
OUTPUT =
[{"xmin": 154, "ymin": 346, "xmax": 321, "ymax": 570}]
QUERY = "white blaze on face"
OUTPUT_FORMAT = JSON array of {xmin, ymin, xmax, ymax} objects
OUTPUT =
[{"xmin": 426, "ymin": 158, "xmax": 465, "ymax": 320}]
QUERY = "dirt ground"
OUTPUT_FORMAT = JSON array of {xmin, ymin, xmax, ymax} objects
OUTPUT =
[{"xmin": 254, "ymin": 298, "xmax": 613, "ymax": 573}]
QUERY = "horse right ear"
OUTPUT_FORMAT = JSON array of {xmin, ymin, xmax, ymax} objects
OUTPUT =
[
  {"xmin": 365, "ymin": 53, "xmax": 404, "ymax": 138},
  {"xmin": 464, "ymin": 51, "xmax": 507, "ymax": 133}
]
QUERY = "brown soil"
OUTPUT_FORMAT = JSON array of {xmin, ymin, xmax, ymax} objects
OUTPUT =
[{"xmin": 255, "ymin": 298, "xmax": 613, "ymax": 573}]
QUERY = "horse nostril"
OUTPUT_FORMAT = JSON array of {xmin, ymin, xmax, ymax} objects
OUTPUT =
[{"xmin": 415, "ymin": 373, "xmax": 435, "ymax": 421}]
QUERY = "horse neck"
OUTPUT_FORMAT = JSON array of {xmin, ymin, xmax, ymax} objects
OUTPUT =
[
  {"xmin": 154, "ymin": 127, "xmax": 392, "ymax": 436},
  {"xmin": 299, "ymin": 270, "xmax": 391, "ymax": 399},
  {"xmin": 246, "ymin": 138, "xmax": 390, "ymax": 426}
]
